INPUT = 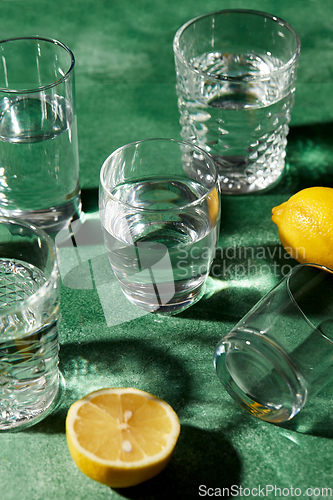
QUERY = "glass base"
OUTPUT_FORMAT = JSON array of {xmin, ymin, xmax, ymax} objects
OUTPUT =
[
  {"xmin": 0, "ymin": 193, "xmax": 82, "ymax": 234},
  {"xmin": 214, "ymin": 155, "xmax": 285, "ymax": 195},
  {"xmin": 0, "ymin": 372, "xmax": 63, "ymax": 432},
  {"xmin": 214, "ymin": 329, "xmax": 307, "ymax": 423},
  {"xmin": 122, "ymin": 282, "xmax": 206, "ymax": 314}
]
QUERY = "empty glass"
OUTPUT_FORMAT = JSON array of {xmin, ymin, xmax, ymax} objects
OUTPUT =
[{"xmin": 214, "ymin": 264, "xmax": 333, "ymax": 423}]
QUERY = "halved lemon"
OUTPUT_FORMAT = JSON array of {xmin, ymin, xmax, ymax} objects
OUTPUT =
[{"xmin": 65, "ymin": 387, "xmax": 181, "ymax": 488}]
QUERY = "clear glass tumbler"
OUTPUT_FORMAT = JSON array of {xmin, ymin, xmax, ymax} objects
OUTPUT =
[
  {"xmin": 0, "ymin": 217, "xmax": 60, "ymax": 430},
  {"xmin": 0, "ymin": 36, "xmax": 81, "ymax": 233},
  {"xmin": 214, "ymin": 264, "xmax": 333, "ymax": 423},
  {"xmin": 173, "ymin": 9, "xmax": 301, "ymax": 194},
  {"xmin": 99, "ymin": 138, "xmax": 220, "ymax": 314}
]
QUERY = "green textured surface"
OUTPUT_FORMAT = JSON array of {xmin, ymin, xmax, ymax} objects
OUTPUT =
[{"xmin": 2, "ymin": 0, "xmax": 333, "ymax": 498}]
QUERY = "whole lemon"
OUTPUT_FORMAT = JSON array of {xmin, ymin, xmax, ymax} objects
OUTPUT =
[{"xmin": 272, "ymin": 186, "xmax": 333, "ymax": 269}]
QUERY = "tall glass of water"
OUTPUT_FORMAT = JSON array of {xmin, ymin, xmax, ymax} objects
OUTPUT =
[
  {"xmin": 99, "ymin": 138, "xmax": 220, "ymax": 314},
  {"xmin": 173, "ymin": 10, "xmax": 301, "ymax": 194},
  {"xmin": 0, "ymin": 217, "xmax": 60, "ymax": 430},
  {"xmin": 0, "ymin": 36, "xmax": 81, "ymax": 232}
]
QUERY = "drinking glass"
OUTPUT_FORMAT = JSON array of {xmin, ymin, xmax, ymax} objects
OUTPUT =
[
  {"xmin": 0, "ymin": 36, "xmax": 81, "ymax": 233},
  {"xmin": 99, "ymin": 138, "xmax": 220, "ymax": 314},
  {"xmin": 0, "ymin": 217, "xmax": 60, "ymax": 430},
  {"xmin": 173, "ymin": 9, "xmax": 301, "ymax": 194},
  {"xmin": 214, "ymin": 264, "xmax": 333, "ymax": 423}
]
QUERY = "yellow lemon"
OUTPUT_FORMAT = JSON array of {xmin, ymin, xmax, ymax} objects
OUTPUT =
[
  {"xmin": 65, "ymin": 387, "xmax": 181, "ymax": 488},
  {"xmin": 272, "ymin": 186, "xmax": 333, "ymax": 268}
]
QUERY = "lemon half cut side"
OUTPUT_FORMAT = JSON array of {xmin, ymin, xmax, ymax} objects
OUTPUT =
[{"xmin": 65, "ymin": 387, "xmax": 181, "ymax": 488}]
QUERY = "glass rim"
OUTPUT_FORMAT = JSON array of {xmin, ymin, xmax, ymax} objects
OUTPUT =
[
  {"xmin": 173, "ymin": 8, "xmax": 301, "ymax": 83},
  {"xmin": 0, "ymin": 216, "xmax": 59, "ymax": 317},
  {"xmin": 0, "ymin": 35, "xmax": 75, "ymax": 94},
  {"xmin": 99, "ymin": 137, "xmax": 219, "ymax": 213}
]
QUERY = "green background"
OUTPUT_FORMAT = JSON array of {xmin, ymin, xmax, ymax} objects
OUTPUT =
[{"xmin": 2, "ymin": 0, "xmax": 333, "ymax": 499}]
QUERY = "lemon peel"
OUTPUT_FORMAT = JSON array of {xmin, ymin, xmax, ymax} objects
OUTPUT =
[{"xmin": 272, "ymin": 187, "xmax": 333, "ymax": 268}]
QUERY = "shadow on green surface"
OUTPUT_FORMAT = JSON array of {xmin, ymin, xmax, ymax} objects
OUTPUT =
[
  {"xmin": 278, "ymin": 378, "xmax": 333, "ymax": 439},
  {"xmin": 81, "ymin": 186, "xmax": 98, "ymax": 214},
  {"xmin": 178, "ymin": 284, "xmax": 263, "ymax": 325},
  {"xmin": 179, "ymin": 242, "xmax": 296, "ymax": 324},
  {"xmin": 219, "ymin": 120, "xmax": 333, "ymax": 197},
  {"xmin": 29, "ymin": 337, "xmax": 194, "ymax": 435},
  {"xmin": 115, "ymin": 424, "xmax": 242, "ymax": 500},
  {"xmin": 275, "ymin": 121, "xmax": 333, "ymax": 194}
]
